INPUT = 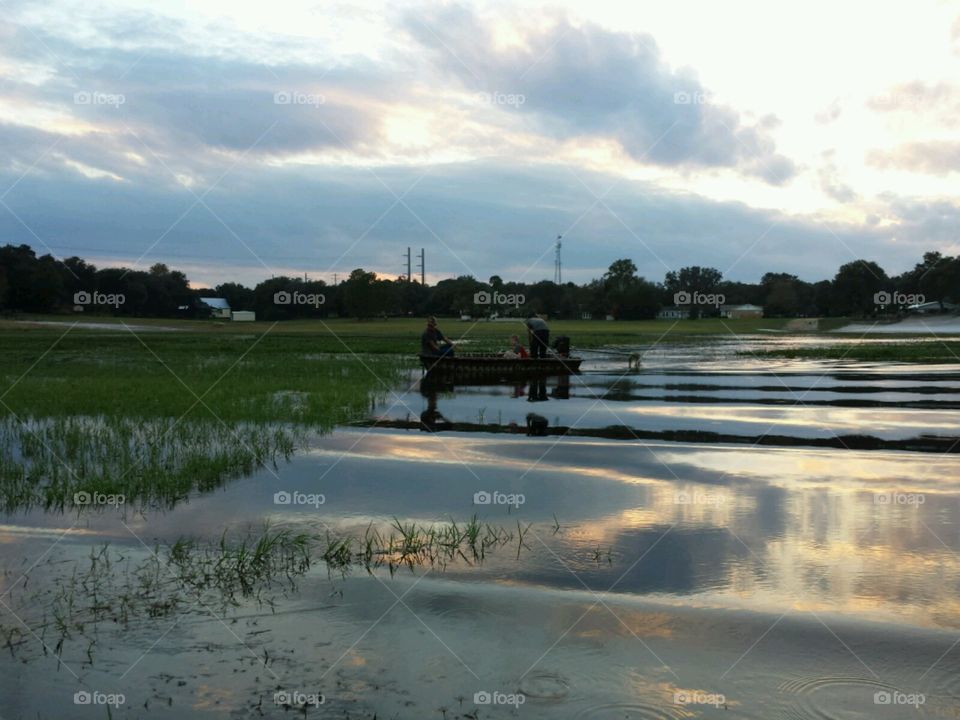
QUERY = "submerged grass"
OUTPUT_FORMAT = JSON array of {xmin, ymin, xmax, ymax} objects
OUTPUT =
[
  {"xmin": 0, "ymin": 330, "xmax": 409, "ymax": 509},
  {"xmin": 0, "ymin": 519, "xmax": 524, "ymax": 665}
]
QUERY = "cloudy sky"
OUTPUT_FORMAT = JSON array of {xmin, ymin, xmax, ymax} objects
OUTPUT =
[{"xmin": 1, "ymin": 0, "xmax": 958, "ymax": 288}]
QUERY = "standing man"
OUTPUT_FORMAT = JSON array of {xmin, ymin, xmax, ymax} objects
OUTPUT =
[
  {"xmin": 525, "ymin": 314, "xmax": 550, "ymax": 359},
  {"xmin": 421, "ymin": 316, "xmax": 455, "ymax": 356}
]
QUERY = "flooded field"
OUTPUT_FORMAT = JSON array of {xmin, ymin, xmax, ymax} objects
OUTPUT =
[{"xmin": 1, "ymin": 338, "xmax": 959, "ymax": 719}]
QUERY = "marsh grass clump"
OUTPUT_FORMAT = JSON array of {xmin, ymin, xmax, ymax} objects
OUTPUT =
[{"xmin": 0, "ymin": 416, "xmax": 304, "ymax": 510}]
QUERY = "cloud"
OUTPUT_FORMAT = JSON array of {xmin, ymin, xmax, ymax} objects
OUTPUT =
[
  {"xmin": 401, "ymin": 6, "xmax": 796, "ymax": 185},
  {"xmin": 0, "ymin": 157, "xmax": 897, "ymax": 288},
  {"xmin": 866, "ymin": 81, "xmax": 959, "ymax": 116},
  {"xmin": 818, "ymin": 150, "xmax": 856, "ymax": 203},
  {"xmin": 814, "ymin": 98, "xmax": 842, "ymax": 124},
  {"xmin": 868, "ymin": 141, "xmax": 960, "ymax": 175}
]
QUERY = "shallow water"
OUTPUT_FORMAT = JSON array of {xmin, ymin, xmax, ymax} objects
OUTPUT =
[{"xmin": 1, "ymin": 340, "xmax": 959, "ymax": 719}]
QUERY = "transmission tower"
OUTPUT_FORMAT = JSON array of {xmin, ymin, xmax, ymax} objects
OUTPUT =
[{"xmin": 553, "ymin": 235, "xmax": 563, "ymax": 284}]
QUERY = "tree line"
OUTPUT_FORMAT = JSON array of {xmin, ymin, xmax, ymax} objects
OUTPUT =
[{"xmin": 1, "ymin": 243, "xmax": 958, "ymax": 320}]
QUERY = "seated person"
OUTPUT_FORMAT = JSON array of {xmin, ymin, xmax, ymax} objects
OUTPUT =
[
  {"xmin": 503, "ymin": 334, "xmax": 529, "ymax": 359},
  {"xmin": 421, "ymin": 316, "xmax": 454, "ymax": 356}
]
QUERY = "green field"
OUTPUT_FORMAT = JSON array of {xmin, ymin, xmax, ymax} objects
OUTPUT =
[
  {"xmin": 2, "ymin": 314, "xmax": 799, "ymax": 354},
  {"xmin": 0, "ymin": 327, "xmax": 410, "ymax": 509}
]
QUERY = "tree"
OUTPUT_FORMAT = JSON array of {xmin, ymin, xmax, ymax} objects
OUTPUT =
[
  {"xmin": 831, "ymin": 260, "xmax": 888, "ymax": 316},
  {"xmin": 214, "ymin": 282, "xmax": 255, "ymax": 311},
  {"xmin": 665, "ymin": 266, "xmax": 724, "ymax": 318}
]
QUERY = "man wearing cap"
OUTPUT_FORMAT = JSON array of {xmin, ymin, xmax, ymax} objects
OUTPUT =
[{"xmin": 421, "ymin": 316, "xmax": 455, "ymax": 356}]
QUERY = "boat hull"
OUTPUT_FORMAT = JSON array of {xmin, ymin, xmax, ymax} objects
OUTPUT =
[{"xmin": 419, "ymin": 354, "xmax": 581, "ymax": 376}]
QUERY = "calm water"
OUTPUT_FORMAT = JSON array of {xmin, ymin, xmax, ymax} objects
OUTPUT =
[{"xmin": 1, "ymin": 339, "xmax": 959, "ymax": 719}]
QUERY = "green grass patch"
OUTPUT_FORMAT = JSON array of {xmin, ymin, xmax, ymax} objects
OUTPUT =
[
  {"xmin": 0, "ymin": 330, "xmax": 409, "ymax": 509},
  {"xmin": 753, "ymin": 341, "xmax": 960, "ymax": 363}
]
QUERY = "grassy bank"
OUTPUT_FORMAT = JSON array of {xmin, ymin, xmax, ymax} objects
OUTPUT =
[{"xmin": 754, "ymin": 341, "xmax": 960, "ymax": 363}]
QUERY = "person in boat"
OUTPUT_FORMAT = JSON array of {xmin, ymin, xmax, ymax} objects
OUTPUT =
[
  {"xmin": 525, "ymin": 314, "xmax": 550, "ymax": 359},
  {"xmin": 503, "ymin": 334, "xmax": 529, "ymax": 359},
  {"xmin": 421, "ymin": 316, "xmax": 454, "ymax": 357}
]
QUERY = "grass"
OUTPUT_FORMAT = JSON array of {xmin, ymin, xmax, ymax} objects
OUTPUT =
[
  {"xmin": 0, "ymin": 519, "xmax": 528, "ymax": 664},
  {"xmin": 1, "ymin": 315, "xmax": 799, "ymax": 354},
  {"xmin": 754, "ymin": 341, "xmax": 960, "ymax": 363},
  {"xmin": 0, "ymin": 329, "xmax": 409, "ymax": 508}
]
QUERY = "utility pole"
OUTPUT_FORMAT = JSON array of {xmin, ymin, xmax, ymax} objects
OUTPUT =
[
  {"xmin": 333, "ymin": 273, "xmax": 338, "ymax": 285},
  {"xmin": 416, "ymin": 247, "xmax": 425, "ymax": 285},
  {"xmin": 404, "ymin": 246, "xmax": 412, "ymax": 282}
]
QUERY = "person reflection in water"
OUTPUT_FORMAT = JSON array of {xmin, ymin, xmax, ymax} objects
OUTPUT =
[
  {"xmin": 526, "ymin": 412, "xmax": 549, "ymax": 436},
  {"xmin": 419, "ymin": 391, "xmax": 450, "ymax": 432},
  {"xmin": 528, "ymin": 377, "xmax": 548, "ymax": 402}
]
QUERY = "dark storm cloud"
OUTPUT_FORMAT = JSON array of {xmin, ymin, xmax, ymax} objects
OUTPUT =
[
  {"xmin": 401, "ymin": 5, "xmax": 796, "ymax": 185},
  {"xmin": 0, "ymin": 159, "xmax": 892, "ymax": 288}
]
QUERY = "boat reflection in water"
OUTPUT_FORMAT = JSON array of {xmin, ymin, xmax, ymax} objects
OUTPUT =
[{"xmin": 415, "ymin": 373, "xmax": 571, "ymax": 435}]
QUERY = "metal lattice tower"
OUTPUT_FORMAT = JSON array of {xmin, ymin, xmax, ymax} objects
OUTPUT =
[{"xmin": 554, "ymin": 235, "xmax": 562, "ymax": 284}]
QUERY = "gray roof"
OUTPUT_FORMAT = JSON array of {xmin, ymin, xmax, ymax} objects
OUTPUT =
[{"xmin": 200, "ymin": 297, "xmax": 230, "ymax": 310}]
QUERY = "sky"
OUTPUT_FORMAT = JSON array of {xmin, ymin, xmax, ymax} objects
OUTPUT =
[{"xmin": 1, "ymin": 0, "xmax": 958, "ymax": 288}]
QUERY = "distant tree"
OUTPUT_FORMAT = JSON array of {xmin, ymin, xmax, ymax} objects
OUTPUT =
[
  {"xmin": 342, "ymin": 269, "xmax": 383, "ymax": 319},
  {"xmin": 831, "ymin": 260, "xmax": 888, "ymax": 316},
  {"xmin": 214, "ymin": 282, "xmax": 255, "ymax": 311},
  {"xmin": 665, "ymin": 266, "xmax": 723, "ymax": 318},
  {"xmin": 761, "ymin": 273, "xmax": 802, "ymax": 317}
]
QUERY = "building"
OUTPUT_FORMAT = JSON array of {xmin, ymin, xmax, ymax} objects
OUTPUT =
[
  {"xmin": 657, "ymin": 306, "xmax": 691, "ymax": 320},
  {"xmin": 231, "ymin": 310, "xmax": 256, "ymax": 322},
  {"xmin": 199, "ymin": 297, "xmax": 231, "ymax": 319},
  {"xmin": 720, "ymin": 304, "xmax": 763, "ymax": 319}
]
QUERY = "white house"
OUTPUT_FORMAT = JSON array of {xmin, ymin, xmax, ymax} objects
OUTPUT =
[
  {"xmin": 199, "ymin": 297, "xmax": 231, "ymax": 319},
  {"xmin": 719, "ymin": 304, "xmax": 763, "ymax": 319}
]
